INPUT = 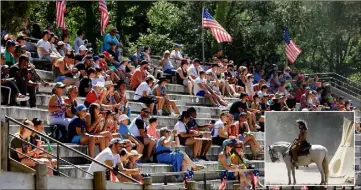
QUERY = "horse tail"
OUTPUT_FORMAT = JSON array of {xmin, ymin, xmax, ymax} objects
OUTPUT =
[{"xmin": 322, "ymin": 150, "xmax": 329, "ymax": 182}]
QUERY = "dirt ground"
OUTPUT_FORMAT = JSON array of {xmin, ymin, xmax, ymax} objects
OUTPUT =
[{"xmin": 265, "ymin": 162, "xmax": 354, "ymax": 186}]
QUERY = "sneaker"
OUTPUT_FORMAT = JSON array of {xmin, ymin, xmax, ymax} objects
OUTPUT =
[
  {"xmin": 170, "ymin": 112, "xmax": 178, "ymax": 117},
  {"xmin": 16, "ymin": 94, "xmax": 29, "ymax": 102},
  {"xmin": 200, "ymin": 156, "xmax": 209, "ymax": 161},
  {"xmin": 157, "ymin": 110, "xmax": 163, "ymax": 116}
]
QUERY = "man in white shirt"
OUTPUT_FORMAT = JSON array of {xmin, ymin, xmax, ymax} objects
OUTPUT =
[
  {"xmin": 193, "ymin": 71, "xmax": 223, "ymax": 107},
  {"xmin": 170, "ymin": 44, "xmax": 183, "ymax": 65},
  {"xmin": 36, "ymin": 30, "xmax": 53, "ymax": 62},
  {"xmin": 133, "ymin": 76, "xmax": 156, "ymax": 114},
  {"xmin": 128, "ymin": 108, "xmax": 156, "ymax": 162},
  {"xmin": 86, "ymin": 138, "xmax": 124, "ymax": 178},
  {"xmin": 187, "ymin": 58, "xmax": 203, "ymax": 80}
]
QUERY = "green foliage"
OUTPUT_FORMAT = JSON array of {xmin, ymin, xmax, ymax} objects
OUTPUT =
[{"xmin": 349, "ymin": 72, "xmax": 361, "ymax": 84}]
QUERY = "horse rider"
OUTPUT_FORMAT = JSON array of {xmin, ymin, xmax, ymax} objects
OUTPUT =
[{"xmin": 292, "ymin": 119, "xmax": 309, "ymax": 167}]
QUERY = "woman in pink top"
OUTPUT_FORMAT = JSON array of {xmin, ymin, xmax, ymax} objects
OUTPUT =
[{"xmin": 147, "ymin": 118, "xmax": 160, "ymax": 140}]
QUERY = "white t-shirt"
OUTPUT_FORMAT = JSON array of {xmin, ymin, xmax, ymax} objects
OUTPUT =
[
  {"xmin": 174, "ymin": 121, "xmax": 187, "ymax": 135},
  {"xmin": 257, "ymin": 90, "xmax": 268, "ymax": 98},
  {"xmin": 193, "ymin": 77, "xmax": 206, "ymax": 95},
  {"xmin": 134, "ymin": 82, "xmax": 152, "ymax": 100},
  {"xmin": 91, "ymin": 77, "xmax": 106, "ymax": 87},
  {"xmin": 170, "ymin": 50, "xmax": 183, "ymax": 64},
  {"xmin": 187, "ymin": 64, "xmax": 203, "ymax": 78},
  {"xmin": 212, "ymin": 119, "xmax": 224, "ymax": 137},
  {"xmin": 86, "ymin": 147, "xmax": 120, "ymax": 178},
  {"xmin": 118, "ymin": 64, "xmax": 126, "ymax": 72},
  {"xmin": 36, "ymin": 39, "xmax": 51, "ymax": 58},
  {"xmin": 128, "ymin": 115, "xmax": 146, "ymax": 137}
]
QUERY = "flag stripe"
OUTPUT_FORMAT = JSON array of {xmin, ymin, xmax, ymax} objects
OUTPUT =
[
  {"xmin": 202, "ymin": 10, "xmax": 232, "ymax": 43},
  {"xmin": 99, "ymin": 0, "xmax": 109, "ymax": 34},
  {"xmin": 284, "ymin": 26, "xmax": 301, "ymax": 64},
  {"xmin": 56, "ymin": 1, "xmax": 66, "ymax": 29}
]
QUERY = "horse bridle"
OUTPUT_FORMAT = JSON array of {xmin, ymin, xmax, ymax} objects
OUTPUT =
[{"xmin": 268, "ymin": 146, "xmax": 280, "ymax": 162}]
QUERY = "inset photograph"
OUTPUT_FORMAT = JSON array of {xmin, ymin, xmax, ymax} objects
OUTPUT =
[{"xmin": 265, "ymin": 111, "xmax": 355, "ymax": 186}]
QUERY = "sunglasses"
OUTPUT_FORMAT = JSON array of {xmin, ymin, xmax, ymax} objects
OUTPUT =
[
  {"xmin": 235, "ymin": 146, "xmax": 243, "ymax": 149},
  {"xmin": 143, "ymin": 111, "xmax": 150, "ymax": 114}
]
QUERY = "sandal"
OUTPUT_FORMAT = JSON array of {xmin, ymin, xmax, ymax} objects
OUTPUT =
[{"xmin": 193, "ymin": 165, "xmax": 205, "ymax": 171}]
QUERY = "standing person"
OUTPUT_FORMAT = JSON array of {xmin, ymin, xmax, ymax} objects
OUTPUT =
[
  {"xmin": 74, "ymin": 30, "xmax": 85, "ymax": 53},
  {"xmin": 156, "ymin": 127, "xmax": 204, "ymax": 173},
  {"xmin": 128, "ymin": 108, "xmax": 156, "ymax": 162},
  {"xmin": 103, "ymin": 28, "xmax": 120, "ymax": 53},
  {"xmin": 4, "ymin": 40, "xmax": 16, "ymax": 65},
  {"xmin": 170, "ymin": 44, "xmax": 183, "ymax": 65}
]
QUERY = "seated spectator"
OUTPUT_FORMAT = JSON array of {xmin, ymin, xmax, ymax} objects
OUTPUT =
[
  {"xmin": 212, "ymin": 112, "xmax": 230, "ymax": 146},
  {"xmin": 4, "ymin": 40, "xmax": 16, "ymax": 65},
  {"xmin": 9, "ymin": 55, "xmax": 37, "ymax": 107},
  {"xmin": 193, "ymin": 71, "xmax": 224, "ymax": 107},
  {"xmin": 114, "ymin": 80, "xmax": 131, "ymax": 118},
  {"xmin": 176, "ymin": 59, "xmax": 193, "ymax": 95},
  {"xmin": 67, "ymin": 105, "xmax": 98, "ymax": 157},
  {"xmin": 49, "ymin": 34, "xmax": 62, "ymax": 58},
  {"xmin": 130, "ymin": 60, "xmax": 149, "ymax": 90},
  {"xmin": 78, "ymin": 67, "xmax": 96, "ymax": 97},
  {"xmin": 128, "ymin": 107, "xmax": 156, "ymax": 162},
  {"xmin": 102, "ymin": 80, "xmax": 121, "ymax": 111},
  {"xmin": 186, "ymin": 107, "xmax": 214, "ymax": 131},
  {"xmin": 257, "ymin": 84, "xmax": 269, "ymax": 99},
  {"xmin": 107, "ymin": 42, "xmax": 120, "ymax": 62},
  {"xmin": 231, "ymin": 140, "xmax": 257, "ymax": 189},
  {"xmin": 233, "ymin": 113, "xmax": 263, "ymax": 159},
  {"xmin": 245, "ymin": 74, "xmax": 255, "ymax": 100},
  {"xmin": 253, "ymin": 79, "xmax": 266, "ymax": 93},
  {"xmin": 117, "ymin": 149, "xmax": 141, "ymax": 182},
  {"xmin": 218, "ymin": 140, "xmax": 243, "ymax": 188},
  {"xmin": 103, "ymin": 28, "xmax": 120, "ymax": 53},
  {"xmin": 147, "ymin": 118, "xmax": 160, "ymax": 140},
  {"xmin": 64, "ymin": 85, "xmax": 79, "ymax": 119},
  {"xmin": 47, "ymin": 82, "xmax": 71, "ymax": 128},
  {"xmin": 63, "ymin": 35, "xmax": 72, "ymax": 52},
  {"xmin": 187, "ymin": 58, "xmax": 203, "ymax": 80},
  {"xmin": 74, "ymin": 45, "xmax": 87, "ymax": 63},
  {"xmin": 237, "ymin": 66, "xmax": 248, "ymax": 92},
  {"xmin": 86, "ymin": 103, "xmax": 112, "ymax": 147},
  {"xmin": 134, "ymin": 76, "xmax": 157, "ymax": 115},
  {"xmin": 174, "ymin": 111, "xmax": 203, "ymax": 160},
  {"xmin": 53, "ymin": 51, "xmax": 76, "ymax": 85},
  {"xmin": 10, "ymin": 119, "xmax": 55, "ymax": 175},
  {"xmin": 207, "ymin": 63, "xmax": 234, "ymax": 97},
  {"xmin": 131, "ymin": 45, "xmax": 143, "ymax": 65},
  {"xmin": 85, "ymin": 138, "xmax": 127, "ymax": 180},
  {"xmin": 117, "ymin": 58, "xmax": 131, "ymax": 81},
  {"xmin": 250, "ymin": 94, "xmax": 264, "ymax": 124},
  {"xmin": 118, "ymin": 114, "xmax": 144, "ymax": 154},
  {"xmin": 154, "ymin": 77, "xmax": 180, "ymax": 116},
  {"xmin": 205, "ymin": 70, "xmax": 229, "ymax": 106},
  {"xmin": 57, "ymin": 41, "xmax": 66, "ymax": 56},
  {"xmin": 126, "ymin": 150, "xmax": 143, "ymax": 181},
  {"xmin": 36, "ymin": 30, "xmax": 56, "ymax": 62},
  {"xmin": 160, "ymin": 50, "xmax": 176, "ymax": 75},
  {"xmin": 1, "ymin": 53, "xmax": 29, "ymax": 105},
  {"xmin": 103, "ymin": 110, "xmax": 121, "ymax": 138},
  {"xmin": 156, "ymin": 127, "xmax": 204, "ymax": 173},
  {"xmin": 84, "ymin": 81, "xmax": 106, "ymax": 107},
  {"xmin": 269, "ymin": 93, "xmax": 283, "ymax": 111},
  {"xmin": 225, "ymin": 63, "xmax": 242, "ymax": 94},
  {"xmin": 300, "ymin": 91, "xmax": 313, "ymax": 110},
  {"xmin": 229, "ymin": 93, "xmax": 260, "ymax": 131}
]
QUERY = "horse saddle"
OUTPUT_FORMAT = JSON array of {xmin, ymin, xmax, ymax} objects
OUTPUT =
[{"xmin": 289, "ymin": 141, "xmax": 312, "ymax": 157}]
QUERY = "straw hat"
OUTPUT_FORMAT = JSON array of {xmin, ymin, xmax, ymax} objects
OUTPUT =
[{"xmin": 128, "ymin": 150, "xmax": 142, "ymax": 160}]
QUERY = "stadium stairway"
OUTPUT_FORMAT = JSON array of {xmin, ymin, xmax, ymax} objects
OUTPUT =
[{"xmin": 2, "ymin": 73, "xmax": 265, "ymax": 189}]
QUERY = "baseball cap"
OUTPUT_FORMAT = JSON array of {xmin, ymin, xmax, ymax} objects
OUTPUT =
[
  {"xmin": 93, "ymin": 56, "xmax": 100, "ymax": 62},
  {"xmin": 79, "ymin": 45, "xmax": 88, "ymax": 51},
  {"xmin": 84, "ymin": 55, "xmax": 93, "ymax": 60},
  {"xmin": 140, "ymin": 60, "xmax": 149, "ymax": 66},
  {"xmin": 118, "ymin": 114, "xmax": 129, "ymax": 122},
  {"xmin": 75, "ymin": 104, "xmax": 88, "ymax": 111},
  {"xmin": 57, "ymin": 41, "xmax": 65, "ymax": 46},
  {"xmin": 54, "ymin": 82, "xmax": 66, "ymax": 88},
  {"xmin": 109, "ymin": 138, "xmax": 124, "ymax": 146}
]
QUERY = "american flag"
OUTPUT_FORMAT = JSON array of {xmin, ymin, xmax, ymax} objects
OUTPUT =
[
  {"xmin": 202, "ymin": 9, "xmax": 232, "ymax": 43},
  {"xmin": 99, "ymin": 0, "xmax": 110, "ymax": 34},
  {"xmin": 56, "ymin": 0, "xmax": 66, "ymax": 29},
  {"xmin": 284, "ymin": 26, "xmax": 302, "ymax": 64}
]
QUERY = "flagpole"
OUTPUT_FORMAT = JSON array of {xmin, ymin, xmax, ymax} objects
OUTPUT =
[{"xmin": 201, "ymin": 6, "xmax": 205, "ymax": 63}]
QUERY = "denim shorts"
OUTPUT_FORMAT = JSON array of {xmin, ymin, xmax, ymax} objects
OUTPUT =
[
  {"xmin": 71, "ymin": 135, "xmax": 81, "ymax": 144},
  {"xmin": 54, "ymin": 76, "xmax": 66, "ymax": 82}
]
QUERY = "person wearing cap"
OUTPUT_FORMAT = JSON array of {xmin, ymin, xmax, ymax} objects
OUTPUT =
[
  {"xmin": 269, "ymin": 93, "xmax": 284, "ymax": 111},
  {"xmin": 114, "ymin": 80, "xmax": 131, "ymax": 118},
  {"xmin": 170, "ymin": 43, "xmax": 183, "ymax": 65},
  {"xmin": 153, "ymin": 77, "xmax": 180, "ymax": 116},
  {"xmin": 204, "ymin": 70, "xmax": 229, "ymax": 107},
  {"xmin": 85, "ymin": 138, "xmax": 130, "ymax": 179},
  {"xmin": 218, "ymin": 139, "xmax": 241, "ymax": 183},
  {"xmin": 74, "ymin": 30, "xmax": 85, "ymax": 54},
  {"xmin": 125, "ymin": 149, "xmax": 143, "ymax": 181},
  {"xmin": 130, "ymin": 60, "xmax": 150, "ymax": 90},
  {"xmin": 53, "ymin": 51, "xmax": 76, "ymax": 85},
  {"xmin": 156, "ymin": 127, "xmax": 205, "ymax": 172},
  {"xmin": 117, "ymin": 57, "xmax": 132, "ymax": 80},
  {"xmin": 84, "ymin": 81, "xmax": 106, "ymax": 108},
  {"xmin": 176, "ymin": 59, "xmax": 194, "ymax": 95},
  {"xmin": 161, "ymin": 50, "xmax": 176, "ymax": 76},
  {"xmin": 56, "ymin": 41, "xmax": 66, "ymax": 57},
  {"xmin": 134, "ymin": 76, "xmax": 157, "ymax": 114},
  {"xmin": 118, "ymin": 114, "xmax": 144, "ymax": 154},
  {"xmin": 4, "ymin": 40, "xmax": 16, "ymax": 65},
  {"xmin": 103, "ymin": 80, "xmax": 120, "ymax": 108},
  {"xmin": 67, "ymin": 105, "xmax": 97, "ymax": 157},
  {"xmin": 103, "ymin": 28, "xmax": 120, "ymax": 54},
  {"xmin": 74, "ymin": 45, "xmax": 87, "ymax": 63},
  {"xmin": 187, "ymin": 58, "xmax": 203, "ymax": 80},
  {"xmin": 47, "ymin": 82, "xmax": 72, "ymax": 128},
  {"xmin": 9, "ymin": 54, "xmax": 37, "ymax": 107}
]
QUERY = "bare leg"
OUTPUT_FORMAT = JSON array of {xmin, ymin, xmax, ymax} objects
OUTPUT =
[
  {"xmin": 80, "ymin": 135, "xmax": 95, "ymax": 157},
  {"xmin": 204, "ymin": 93, "xmax": 217, "ymax": 106},
  {"xmin": 170, "ymin": 101, "xmax": 180, "ymax": 114},
  {"xmin": 187, "ymin": 81, "xmax": 193, "ymax": 95},
  {"xmin": 185, "ymin": 138, "xmax": 200, "ymax": 158}
]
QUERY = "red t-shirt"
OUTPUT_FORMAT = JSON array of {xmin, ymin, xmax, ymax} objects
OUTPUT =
[{"xmin": 85, "ymin": 90, "xmax": 103, "ymax": 105}]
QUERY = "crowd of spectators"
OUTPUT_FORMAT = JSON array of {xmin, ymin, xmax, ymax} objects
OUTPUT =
[{"xmin": 2, "ymin": 24, "xmax": 356, "ymax": 185}]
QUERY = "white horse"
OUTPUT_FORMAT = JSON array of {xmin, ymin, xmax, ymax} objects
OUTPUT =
[{"xmin": 268, "ymin": 141, "xmax": 329, "ymax": 185}]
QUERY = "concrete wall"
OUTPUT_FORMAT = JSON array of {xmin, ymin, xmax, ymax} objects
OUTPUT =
[
  {"xmin": 265, "ymin": 111, "xmax": 354, "ymax": 161},
  {"xmin": 0, "ymin": 171, "xmax": 35, "ymax": 189},
  {"xmin": 106, "ymin": 181, "xmax": 142, "ymax": 190},
  {"xmin": 47, "ymin": 175, "xmax": 93, "ymax": 189}
]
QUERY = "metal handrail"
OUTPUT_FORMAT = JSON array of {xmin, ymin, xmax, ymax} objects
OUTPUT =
[
  {"xmin": 8, "ymin": 133, "xmax": 92, "ymax": 176},
  {"xmin": 5, "ymin": 116, "xmax": 140, "ymax": 184},
  {"xmin": 319, "ymin": 76, "xmax": 361, "ymax": 94},
  {"xmin": 307, "ymin": 72, "xmax": 361, "ymax": 87}
]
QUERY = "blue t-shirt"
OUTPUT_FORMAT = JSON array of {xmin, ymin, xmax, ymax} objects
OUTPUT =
[
  {"xmin": 103, "ymin": 33, "xmax": 119, "ymax": 52},
  {"xmin": 118, "ymin": 123, "xmax": 130, "ymax": 139},
  {"xmin": 67, "ymin": 116, "xmax": 86, "ymax": 142},
  {"xmin": 187, "ymin": 119, "xmax": 198, "ymax": 130}
]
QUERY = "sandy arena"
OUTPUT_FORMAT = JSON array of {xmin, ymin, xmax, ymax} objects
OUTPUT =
[{"xmin": 265, "ymin": 162, "xmax": 353, "ymax": 185}]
